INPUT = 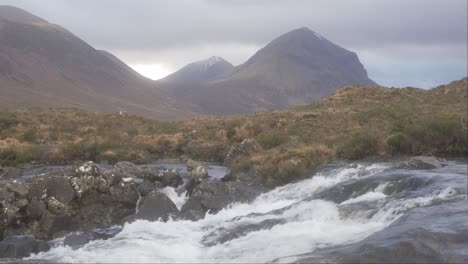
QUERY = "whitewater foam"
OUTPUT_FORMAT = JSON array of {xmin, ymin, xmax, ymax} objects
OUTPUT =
[{"xmin": 28, "ymin": 162, "xmax": 464, "ymax": 263}]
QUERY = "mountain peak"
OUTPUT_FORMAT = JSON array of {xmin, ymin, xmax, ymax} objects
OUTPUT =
[
  {"xmin": 161, "ymin": 56, "xmax": 234, "ymax": 83},
  {"xmin": 0, "ymin": 5, "xmax": 45, "ymax": 24}
]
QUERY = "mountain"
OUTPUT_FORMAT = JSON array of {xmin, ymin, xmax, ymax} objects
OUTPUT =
[
  {"xmin": 161, "ymin": 27, "xmax": 377, "ymax": 115},
  {"xmin": 161, "ymin": 56, "xmax": 234, "ymax": 83},
  {"xmin": 0, "ymin": 6, "xmax": 191, "ymax": 119}
]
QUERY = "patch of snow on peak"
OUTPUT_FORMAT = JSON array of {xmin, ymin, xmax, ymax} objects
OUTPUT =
[
  {"xmin": 313, "ymin": 32, "xmax": 323, "ymax": 39},
  {"xmin": 195, "ymin": 56, "xmax": 224, "ymax": 71}
]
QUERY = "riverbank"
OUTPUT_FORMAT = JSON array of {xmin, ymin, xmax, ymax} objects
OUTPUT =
[{"xmin": 1, "ymin": 78, "xmax": 466, "ymax": 188}]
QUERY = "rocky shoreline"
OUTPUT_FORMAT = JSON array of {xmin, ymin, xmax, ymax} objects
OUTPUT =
[{"xmin": 0, "ymin": 152, "xmax": 448, "ymax": 259}]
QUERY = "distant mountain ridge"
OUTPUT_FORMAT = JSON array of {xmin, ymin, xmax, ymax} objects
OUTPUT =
[
  {"xmin": 161, "ymin": 56, "xmax": 234, "ymax": 83},
  {"xmin": 0, "ymin": 6, "xmax": 378, "ymax": 118},
  {"xmin": 0, "ymin": 5, "xmax": 191, "ymax": 119},
  {"xmin": 160, "ymin": 27, "xmax": 377, "ymax": 115}
]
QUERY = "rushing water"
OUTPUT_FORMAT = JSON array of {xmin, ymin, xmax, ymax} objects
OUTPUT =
[{"xmin": 27, "ymin": 160, "xmax": 468, "ymax": 263}]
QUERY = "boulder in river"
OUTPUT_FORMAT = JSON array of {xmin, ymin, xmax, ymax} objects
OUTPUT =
[
  {"xmin": 159, "ymin": 169, "xmax": 184, "ymax": 188},
  {"xmin": 402, "ymin": 156, "xmax": 448, "ymax": 170},
  {"xmin": 0, "ymin": 235, "xmax": 49, "ymax": 259},
  {"xmin": 129, "ymin": 190, "xmax": 179, "ymax": 222},
  {"xmin": 28, "ymin": 174, "xmax": 75, "ymax": 206},
  {"xmin": 181, "ymin": 181, "xmax": 264, "ymax": 220}
]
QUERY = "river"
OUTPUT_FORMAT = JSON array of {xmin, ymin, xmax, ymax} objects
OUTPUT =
[{"xmin": 26, "ymin": 160, "xmax": 468, "ymax": 263}]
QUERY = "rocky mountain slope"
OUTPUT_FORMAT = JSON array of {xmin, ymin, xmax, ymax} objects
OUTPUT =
[
  {"xmin": 161, "ymin": 27, "xmax": 377, "ymax": 115},
  {"xmin": 0, "ymin": 6, "xmax": 191, "ymax": 119}
]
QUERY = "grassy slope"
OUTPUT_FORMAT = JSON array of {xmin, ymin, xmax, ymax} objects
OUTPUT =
[{"xmin": 0, "ymin": 77, "xmax": 466, "ymax": 186}]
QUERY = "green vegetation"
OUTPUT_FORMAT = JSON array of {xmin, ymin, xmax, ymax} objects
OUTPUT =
[
  {"xmin": 337, "ymin": 133, "xmax": 379, "ymax": 160},
  {"xmin": 0, "ymin": 78, "xmax": 466, "ymax": 187}
]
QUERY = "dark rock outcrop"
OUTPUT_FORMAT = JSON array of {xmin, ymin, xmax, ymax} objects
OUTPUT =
[
  {"xmin": 129, "ymin": 191, "xmax": 179, "ymax": 222},
  {"xmin": 224, "ymin": 139, "xmax": 263, "ymax": 165},
  {"xmin": 181, "ymin": 181, "xmax": 264, "ymax": 220}
]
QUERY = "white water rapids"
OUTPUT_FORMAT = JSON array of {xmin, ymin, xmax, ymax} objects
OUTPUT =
[{"xmin": 27, "ymin": 162, "xmax": 464, "ymax": 263}]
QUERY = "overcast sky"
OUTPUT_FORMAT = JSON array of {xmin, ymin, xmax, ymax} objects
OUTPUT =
[{"xmin": 1, "ymin": 0, "xmax": 466, "ymax": 88}]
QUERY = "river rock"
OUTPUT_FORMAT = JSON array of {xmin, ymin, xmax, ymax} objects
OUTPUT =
[
  {"xmin": 181, "ymin": 181, "xmax": 263, "ymax": 220},
  {"xmin": 63, "ymin": 232, "xmax": 95, "ymax": 250},
  {"xmin": 0, "ymin": 167, "xmax": 23, "ymax": 181},
  {"xmin": 109, "ymin": 182, "xmax": 139, "ymax": 206},
  {"xmin": 135, "ymin": 179, "xmax": 157, "ymax": 197},
  {"xmin": 130, "ymin": 190, "xmax": 179, "ymax": 222},
  {"xmin": 5, "ymin": 182, "xmax": 29, "ymax": 198},
  {"xmin": 28, "ymin": 174, "xmax": 75, "ymax": 206},
  {"xmin": 0, "ymin": 235, "xmax": 49, "ymax": 259},
  {"xmin": 402, "ymin": 156, "xmax": 448, "ymax": 170},
  {"xmin": 159, "ymin": 169, "xmax": 183, "ymax": 188},
  {"xmin": 71, "ymin": 175, "xmax": 109, "ymax": 198},
  {"xmin": 75, "ymin": 161, "xmax": 101, "ymax": 177},
  {"xmin": 224, "ymin": 139, "xmax": 263, "ymax": 165},
  {"xmin": 139, "ymin": 166, "xmax": 163, "ymax": 182},
  {"xmin": 26, "ymin": 199, "xmax": 46, "ymax": 220}
]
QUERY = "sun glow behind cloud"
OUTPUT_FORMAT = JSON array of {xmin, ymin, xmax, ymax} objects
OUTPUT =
[{"xmin": 129, "ymin": 63, "xmax": 174, "ymax": 80}]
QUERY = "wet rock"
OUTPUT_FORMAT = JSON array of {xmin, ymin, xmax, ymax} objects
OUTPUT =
[
  {"xmin": 46, "ymin": 197, "xmax": 68, "ymax": 215},
  {"xmin": 181, "ymin": 181, "xmax": 263, "ymax": 220},
  {"xmin": 1, "ymin": 202, "xmax": 19, "ymax": 226},
  {"xmin": 15, "ymin": 199, "xmax": 29, "ymax": 210},
  {"xmin": 159, "ymin": 169, "xmax": 183, "ymax": 188},
  {"xmin": 63, "ymin": 232, "xmax": 95, "ymax": 249},
  {"xmin": 28, "ymin": 174, "xmax": 75, "ymax": 206},
  {"xmin": 130, "ymin": 190, "xmax": 179, "ymax": 222},
  {"xmin": 114, "ymin": 161, "xmax": 141, "ymax": 176},
  {"xmin": 38, "ymin": 212, "xmax": 72, "ymax": 239},
  {"xmin": 135, "ymin": 179, "xmax": 157, "ymax": 197},
  {"xmin": 202, "ymin": 218, "xmax": 285, "ymax": 246},
  {"xmin": 139, "ymin": 166, "xmax": 163, "ymax": 182},
  {"xmin": 224, "ymin": 138, "xmax": 263, "ymax": 165},
  {"xmin": 109, "ymin": 182, "xmax": 139, "ymax": 206},
  {"xmin": 5, "ymin": 182, "xmax": 29, "ymax": 198},
  {"xmin": 102, "ymin": 162, "xmax": 141, "ymax": 186},
  {"xmin": 0, "ymin": 167, "xmax": 23, "ymax": 181},
  {"xmin": 193, "ymin": 165, "xmax": 209, "ymax": 178},
  {"xmin": 0, "ymin": 187, "xmax": 15, "ymax": 203},
  {"xmin": 0, "ymin": 235, "xmax": 49, "ymax": 259},
  {"xmin": 71, "ymin": 175, "xmax": 109, "ymax": 199},
  {"xmin": 75, "ymin": 161, "xmax": 101, "ymax": 177},
  {"xmin": 26, "ymin": 199, "xmax": 46, "ymax": 220},
  {"xmin": 402, "ymin": 156, "xmax": 448, "ymax": 170}
]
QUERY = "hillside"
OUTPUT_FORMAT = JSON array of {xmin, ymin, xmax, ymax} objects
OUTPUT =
[
  {"xmin": 162, "ymin": 27, "xmax": 376, "ymax": 115},
  {"xmin": 0, "ymin": 6, "xmax": 191, "ymax": 119},
  {"xmin": 0, "ymin": 77, "xmax": 465, "ymax": 187}
]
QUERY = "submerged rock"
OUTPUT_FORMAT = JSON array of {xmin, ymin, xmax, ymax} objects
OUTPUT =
[
  {"xmin": 181, "ymin": 181, "xmax": 264, "ymax": 220},
  {"xmin": 63, "ymin": 232, "xmax": 95, "ymax": 250},
  {"xmin": 0, "ymin": 235, "xmax": 49, "ymax": 259},
  {"xmin": 402, "ymin": 156, "xmax": 448, "ymax": 170}
]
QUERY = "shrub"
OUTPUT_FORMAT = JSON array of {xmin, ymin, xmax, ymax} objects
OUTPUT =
[
  {"xmin": 256, "ymin": 133, "xmax": 286, "ymax": 149},
  {"xmin": 230, "ymin": 157, "xmax": 254, "ymax": 174},
  {"xmin": 0, "ymin": 112, "xmax": 18, "ymax": 131},
  {"xmin": 337, "ymin": 133, "xmax": 379, "ymax": 160},
  {"xmin": 385, "ymin": 132, "xmax": 411, "ymax": 154},
  {"xmin": 21, "ymin": 128, "xmax": 38, "ymax": 143}
]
